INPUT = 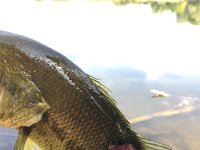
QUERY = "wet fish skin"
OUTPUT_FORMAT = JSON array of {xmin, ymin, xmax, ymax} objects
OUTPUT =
[
  {"xmin": 0, "ymin": 45, "xmax": 49, "ymax": 128},
  {"xmin": 0, "ymin": 31, "xmax": 171, "ymax": 150}
]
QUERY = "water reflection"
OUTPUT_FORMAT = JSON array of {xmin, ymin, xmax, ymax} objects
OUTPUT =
[
  {"xmin": 89, "ymin": 67, "xmax": 200, "ymax": 150},
  {"xmin": 1, "ymin": 67, "xmax": 200, "ymax": 150}
]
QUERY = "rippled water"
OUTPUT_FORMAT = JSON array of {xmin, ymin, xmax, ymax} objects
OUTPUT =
[{"xmin": 1, "ymin": 67, "xmax": 200, "ymax": 150}]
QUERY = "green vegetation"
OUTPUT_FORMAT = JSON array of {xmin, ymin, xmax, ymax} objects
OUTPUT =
[
  {"xmin": 112, "ymin": 0, "xmax": 200, "ymax": 25},
  {"xmin": 34, "ymin": 0, "xmax": 200, "ymax": 24}
]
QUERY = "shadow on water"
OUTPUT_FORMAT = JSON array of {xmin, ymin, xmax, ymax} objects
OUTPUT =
[{"xmin": 1, "ymin": 67, "xmax": 200, "ymax": 150}]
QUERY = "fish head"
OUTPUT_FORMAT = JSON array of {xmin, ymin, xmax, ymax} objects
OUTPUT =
[{"xmin": 0, "ymin": 63, "xmax": 49, "ymax": 128}]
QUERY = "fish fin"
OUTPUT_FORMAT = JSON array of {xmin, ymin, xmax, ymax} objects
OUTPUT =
[
  {"xmin": 89, "ymin": 75, "xmax": 117, "ymax": 106},
  {"xmin": 24, "ymin": 137, "xmax": 41, "ymax": 150},
  {"xmin": 135, "ymin": 133, "xmax": 172, "ymax": 150},
  {"xmin": 89, "ymin": 75, "xmax": 171, "ymax": 150},
  {"xmin": 14, "ymin": 127, "xmax": 31, "ymax": 150},
  {"xmin": 89, "ymin": 75, "xmax": 131, "ymax": 125}
]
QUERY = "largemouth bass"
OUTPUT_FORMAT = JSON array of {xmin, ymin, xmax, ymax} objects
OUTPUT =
[{"xmin": 0, "ymin": 30, "xmax": 171, "ymax": 150}]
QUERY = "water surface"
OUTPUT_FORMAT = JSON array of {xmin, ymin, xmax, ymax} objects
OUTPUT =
[{"xmin": 1, "ymin": 67, "xmax": 200, "ymax": 150}]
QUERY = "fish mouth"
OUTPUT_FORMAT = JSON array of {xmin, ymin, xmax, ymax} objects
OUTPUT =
[
  {"xmin": 0, "ymin": 102, "xmax": 50, "ymax": 128},
  {"xmin": 23, "ymin": 102, "xmax": 50, "ymax": 127}
]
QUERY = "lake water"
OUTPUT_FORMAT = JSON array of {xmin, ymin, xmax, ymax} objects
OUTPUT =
[
  {"xmin": 0, "ymin": 67, "xmax": 200, "ymax": 150},
  {"xmin": 0, "ymin": 1, "xmax": 199, "ymax": 149}
]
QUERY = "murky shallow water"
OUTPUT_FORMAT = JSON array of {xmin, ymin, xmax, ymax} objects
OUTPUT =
[{"xmin": 1, "ymin": 67, "xmax": 200, "ymax": 150}]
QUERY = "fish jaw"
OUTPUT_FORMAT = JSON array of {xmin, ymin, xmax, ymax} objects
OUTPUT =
[
  {"xmin": 0, "ymin": 84, "xmax": 49, "ymax": 128},
  {"xmin": 19, "ymin": 102, "xmax": 49, "ymax": 127},
  {"xmin": 0, "ymin": 61, "xmax": 50, "ymax": 128},
  {"xmin": 0, "ymin": 102, "xmax": 49, "ymax": 128},
  {"xmin": 0, "ymin": 81, "xmax": 50, "ymax": 128}
]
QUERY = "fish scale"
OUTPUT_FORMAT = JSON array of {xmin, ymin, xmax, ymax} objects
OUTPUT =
[{"xmin": 0, "ymin": 31, "xmax": 171, "ymax": 150}]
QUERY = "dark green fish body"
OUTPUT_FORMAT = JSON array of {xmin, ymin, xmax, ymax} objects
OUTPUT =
[{"xmin": 0, "ymin": 31, "xmax": 171, "ymax": 150}]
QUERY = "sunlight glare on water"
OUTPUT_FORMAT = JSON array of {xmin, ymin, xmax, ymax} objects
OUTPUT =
[{"xmin": 0, "ymin": 0, "xmax": 199, "ymax": 80}]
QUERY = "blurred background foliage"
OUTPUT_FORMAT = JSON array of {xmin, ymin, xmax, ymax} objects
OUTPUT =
[
  {"xmin": 112, "ymin": 0, "xmax": 200, "ymax": 25},
  {"xmin": 151, "ymin": 2, "xmax": 200, "ymax": 24},
  {"xmin": 36, "ymin": 0, "xmax": 200, "ymax": 25},
  {"xmin": 113, "ymin": 0, "xmax": 200, "ymax": 25}
]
